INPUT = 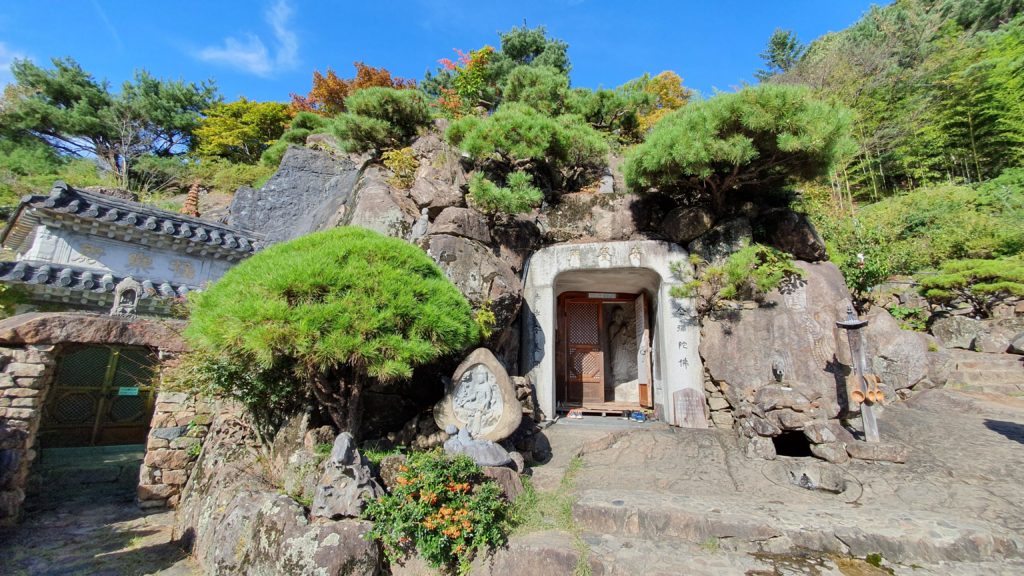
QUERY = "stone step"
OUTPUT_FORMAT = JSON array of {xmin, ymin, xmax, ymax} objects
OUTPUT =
[
  {"xmin": 572, "ymin": 489, "xmax": 1024, "ymax": 565},
  {"xmin": 951, "ymin": 370, "xmax": 1024, "ymax": 385},
  {"xmin": 579, "ymin": 532, "xmax": 1024, "ymax": 576},
  {"xmin": 950, "ymin": 351, "xmax": 1024, "ymax": 371},
  {"xmin": 948, "ymin": 381, "xmax": 1024, "ymax": 395}
]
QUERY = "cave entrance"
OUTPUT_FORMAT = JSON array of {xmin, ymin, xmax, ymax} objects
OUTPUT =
[{"xmin": 555, "ymin": 290, "xmax": 653, "ymax": 414}]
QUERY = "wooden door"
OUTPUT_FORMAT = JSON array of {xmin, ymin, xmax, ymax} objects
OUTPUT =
[
  {"xmin": 38, "ymin": 345, "xmax": 158, "ymax": 448},
  {"xmin": 564, "ymin": 299, "xmax": 604, "ymax": 404},
  {"xmin": 635, "ymin": 293, "xmax": 653, "ymax": 408}
]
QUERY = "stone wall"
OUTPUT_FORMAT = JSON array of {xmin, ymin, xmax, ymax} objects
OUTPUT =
[
  {"xmin": 0, "ymin": 343, "xmax": 56, "ymax": 525},
  {"xmin": 138, "ymin": 389, "xmax": 213, "ymax": 509},
  {"xmin": 0, "ymin": 312, "xmax": 187, "ymax": 525}
]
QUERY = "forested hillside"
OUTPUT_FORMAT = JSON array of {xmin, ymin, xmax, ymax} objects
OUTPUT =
[{"xmin": 761, "ymin": 0, "xmax": 1023, "ymax": 310}]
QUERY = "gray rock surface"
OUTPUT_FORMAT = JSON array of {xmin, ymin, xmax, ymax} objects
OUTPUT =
[
  {"xmin": 423, "ymin": 234, "xmax": 522, "ymax": 331},
  {"xmin": 408, "ymin": 132, "xmax": 466, "ymax": 216},
  {"xmin": 310, "ymin": 433, "xmax": 384, "ymax": 520},
  {"xmin": 564, "ymin": 388, "xmax": 1024, "ymax": 566},
  {"xmin": 688, "ymin": 217, "xmax": 752, "ymax": 264},
  {"xmin": 755, "ymin": 208, "xmax": 828, "ymax": 261},
  {"xmin": 429, "ymin": 206, "xmax": 492, "ymax": 243},
  {"xmin": 228, "ymin": 146, "xmax": 367, "ymax": 245},
  {"xmin": 660, "ymin": 206, "xmax": 714, "ymax": 244},
  {"xmin": 175, "ymin": 411, "xmax": 379, "ymax": 575},
  {"xmin": 344, "ymin": 167, "xmax": 420, "ymax": 240},
  {"xmin": 1011, "ymin": 332, "xmax": 1024, "ymax": 355},
  {"xmin": 443, "ymin": 426, "xmax": 513, "ymax": 467},
  {"xmin": 931, "ymin": 315, "xmax": 983, "ymax": 349}
]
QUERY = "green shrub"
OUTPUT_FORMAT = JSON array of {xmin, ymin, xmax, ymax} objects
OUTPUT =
[
  {"xmin": 887, "ymin": 305, "xmax": 928, "ymax": 331},
  {"xmin": 624, "ymin": 84, "xmax": 854, "ymax": 215},
  {"xmin": 190, "ymin": 157, "xmax": 275, "ymax": 194},
  {"xmin": 916, "ymin": 256, "xmax": 1024, "ymax": 318},
  {"xmin": 381, "ymin": 147, "xmax": 419, "ymax": 189},
  {"xmin": 364, "ymin": 449, "xmax": 507, "ymax": 575},
  {"xmin": 446, "ymin": 103, "xmax": 608, "ymax": 191},
  {"xmin": 467, "ymin": 171, "xmax": 544, "ymax": 215},
  {"xmin": 260, "ymin": 112, "xmax": 331, "ymax": 167},
  {"xmin": 332, "ymin": 88, "xmax": 432, "ymax": 153},
  {"xmin": 500, "ymin": 65, "xmax": 570, "ymax": 116},
  {"xmin": 671, "ymin": 244, "xmax": 805, "ymax": 317},
  {"xmin": 184, "ymin": 227, "xmax": 478, "ymax": 435}
]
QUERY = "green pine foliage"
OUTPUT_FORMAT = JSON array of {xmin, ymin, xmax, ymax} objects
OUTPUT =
[
  {"xmin": 184, "ymin": 227, "xmax": 479, "ymax": 435},
  {"xmin": 260, "ymin": 112, "xmax": 331, "ymax": 166},
  {"xmin": 624, "ymin": 84, "xmax": 855, "ymax": 215},
  {"xmin": 446, "ymin": 103, "xmax": 608, "ymax": 192},
  {"xmin": 467, "ymin": 171, "xmax": 544, "ymax": 215},
  {"xmin": 917, "ymin": 256, "xmax": 1024, "ymax": 317},
  {"xmin": 332, "ymin": 88, "xmax": 432, "ymax": 153}
]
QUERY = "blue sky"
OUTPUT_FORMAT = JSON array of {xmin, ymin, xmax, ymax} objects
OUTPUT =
[{"xmin": 0, "ymin": 1, "xmax": 884, "ymax": 101}]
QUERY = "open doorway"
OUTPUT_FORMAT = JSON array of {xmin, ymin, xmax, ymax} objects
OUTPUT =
[{"xmin": 555, "ymin": 291, "xmax": 653, "ymax": 414}]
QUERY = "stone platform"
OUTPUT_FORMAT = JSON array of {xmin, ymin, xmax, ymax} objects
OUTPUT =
[{"xmin": 519, "ymin": 388, "xmax": 1024, "ymax": 574}]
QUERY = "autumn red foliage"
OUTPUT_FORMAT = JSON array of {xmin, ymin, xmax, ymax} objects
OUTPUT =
[{"xmin": 290, "ymin": 62, "xmax": 416, "ymax": 116}]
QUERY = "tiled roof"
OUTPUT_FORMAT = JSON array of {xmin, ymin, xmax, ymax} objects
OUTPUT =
[
  {"xmin": 0, "ymin": 261, "xmax": 195, "ymax": 299},
  {"xmin": 1, "ymin": 181, "xmax": 263, "ymax": 255}
]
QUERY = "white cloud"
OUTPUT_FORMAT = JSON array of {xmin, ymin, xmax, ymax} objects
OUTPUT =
[
  {"xmin": 0, "ymin": 42, "xmax": 27, "ymax": 88},
  {"xmin": 195, "ymin": 0, "xmax": 298, "ymax": 77}
]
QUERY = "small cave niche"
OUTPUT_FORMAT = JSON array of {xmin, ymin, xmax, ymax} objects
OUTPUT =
[{"xmin": 772, "ymin": 431, "xmax": 813, "ymax": 457}]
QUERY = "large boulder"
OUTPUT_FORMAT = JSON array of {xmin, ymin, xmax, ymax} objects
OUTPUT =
[
  {"xmin": 701, "ymin": 261, "xmax": 948, "ymax": 416},
  {"xmin": 541, "ymin": 192, "xmax": 670, "ymax": 243},
  {"xmin": 175, "ymin": 411, "xmax": 380, "ymax": 575},
  {"xmin": 864, "ymin": 308, "xmax": 952, "ymax": 395},
  {"xmin": 344, "ymin": 167, "xmax": 420, "ymax": 240},
  {"xmin": 755, "ymin": 208, "xmax": 828, "ymax": 262},
  {"xmin": 660, "ymin": 206, "xmax": 714, "ymax": 244},
  {"xmin": 701, "ymin": 262, "xmax": 850, "ymax": 410},
  {"xmin": 408, "ymin": 131, "xmax": 466, "ymax": 217},
  {"xmin": 429, "ymin": 206, "xmax": 491, "ymax": 244},
  {"xmin": 228, "ymin": 146, "xmax": 367, "ymax": 245},
  {"xmin": 422, "ymin": 234, "xmax": 522, "ymax": 331},
  {"xmin": 930, "ymin": 316, "xmax": 982, "ymax": 350},
  {"xmin": 688, "ymin": 217, "xmax": 752, "ymax": 264}
]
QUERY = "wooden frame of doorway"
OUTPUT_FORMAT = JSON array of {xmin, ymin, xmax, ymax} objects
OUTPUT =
[{"xmin": 555, "ymin": 290, "xmax": 653, "ymax": 414}]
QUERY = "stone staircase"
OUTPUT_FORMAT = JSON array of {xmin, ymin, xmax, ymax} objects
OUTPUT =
[{"xmin": 946, "ymin": 350, "xmax": 1024, "ymax": 395}]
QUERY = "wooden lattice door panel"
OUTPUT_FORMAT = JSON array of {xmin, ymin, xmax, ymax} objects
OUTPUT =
[
  {"xmin": 564, "ymin": 300, "xmax": 604, "ymax": 404},
  {"xmin": 39, "ymin": 345, "xmax": 158, "ymax": 448}
]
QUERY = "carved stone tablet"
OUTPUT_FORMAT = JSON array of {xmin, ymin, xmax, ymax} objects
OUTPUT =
[
  {"xmin": 434, "ymin": 348, "xmax": 522, "ymax": 442},
  {"xmin": 674, "ymin": 388, "xmax": 708, "ymax": 429}
]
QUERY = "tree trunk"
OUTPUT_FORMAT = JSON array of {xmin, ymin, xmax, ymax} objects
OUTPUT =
[{"xmin": 309, "ymin": 368, "xmax": 365, "ymax": 440}]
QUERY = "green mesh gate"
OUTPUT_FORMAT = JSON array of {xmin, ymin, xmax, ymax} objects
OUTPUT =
[{"xmin": 38, "ymin": 345, "xmax": 159, "ymax": 448}]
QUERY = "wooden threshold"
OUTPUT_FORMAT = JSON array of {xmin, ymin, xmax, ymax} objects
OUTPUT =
[{"xmin": 558, "ymin": 401, "xmax": 643, "ymax": 416}]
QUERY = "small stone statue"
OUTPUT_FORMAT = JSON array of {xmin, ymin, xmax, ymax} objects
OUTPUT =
[{"xmin": 310, "ymin": 432, "xmax": 384, "ymax": 519}]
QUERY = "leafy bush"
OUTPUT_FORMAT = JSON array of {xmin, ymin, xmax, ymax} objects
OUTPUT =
[
  {"xmin": 381, "ymin": 147, "xmax": 419, "ymax": 189},
  {"xmin": 467, "ymin": 171, "xmax": 543, "ymax": 215},
  {"xmin": 624, "ymin": 84, "xmax": 855, "ymax": 215},
  {"xmin": 332, "ymin": 88, "xmax": 432, "ymax": 153},
  {"xmin": 184, "ymin": 227, "xmax": 479, "ymax": 435},
  {"xmin": 193, "ymin": 98, "xmax": 292, "ymax": 164},
  {"xmin": 189, "ymin": 157, "xmax": 275, "ymax": 194},
  {"xmin": 917, "ymin": 256, "xmax": 1024, "ymax": 318},
  {"xmin": 887, "ymin": 305, "xmax": 928, "ymax": 331},
  {"xmin": 446, "ymin": 103, "xmax": 608, "ymax": 191},
  {"xmin": 364, "ymin": 450, "xmax": 507, "ymax": 575},
  {"xmin": 671, "ymin": 244, "xmax": 805, "ymax": 317},
  {"xmin": 261, "ymin": 112, "xmax": 332, "ymax": 166}
]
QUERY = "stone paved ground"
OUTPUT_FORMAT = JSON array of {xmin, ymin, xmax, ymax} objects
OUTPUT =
[
  {"xmin": 522, "ymin": 388, "xmax": 1024, "ymax": 575},
  {"xmin": 0, "ymin": 447, "xmax": 197, "ymax": 576}
]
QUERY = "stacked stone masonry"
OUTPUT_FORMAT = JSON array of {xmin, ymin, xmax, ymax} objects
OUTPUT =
[
  {"xmin": 138, "ymin": 390, "xmax": 213, "ymax": 509},
  {"xmin": 0, "ymin": 344, "xmax": 56, "ymax": 525}
]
